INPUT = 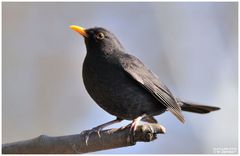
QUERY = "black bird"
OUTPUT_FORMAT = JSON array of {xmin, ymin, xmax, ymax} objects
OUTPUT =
[{"xmin": 70, "ymin": 25, "xmax": 220, "ymax": 132}]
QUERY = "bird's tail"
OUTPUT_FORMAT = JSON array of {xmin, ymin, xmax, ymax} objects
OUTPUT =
[{"xmin": 179, "ymin": 100, "xmax": 220, "ymax": 114}]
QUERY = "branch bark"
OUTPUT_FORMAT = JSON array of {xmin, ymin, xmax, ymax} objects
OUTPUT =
[{"xmin": 2, "ymin": 123, "xmax": 166, "ymax": 154}]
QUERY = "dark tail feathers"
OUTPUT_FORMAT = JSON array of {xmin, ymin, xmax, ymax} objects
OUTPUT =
[{"xmin": 180, "ymin": 101, "xmax": 220, "ymax": 114}]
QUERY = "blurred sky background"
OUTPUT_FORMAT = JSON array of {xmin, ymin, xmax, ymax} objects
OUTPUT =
[{"xmin": 2, "ymin": 2, "xmax": 238, "ymax": 154}]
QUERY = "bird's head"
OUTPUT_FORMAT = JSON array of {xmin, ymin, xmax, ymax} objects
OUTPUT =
[{"xmin": 70, "ymin": 25, "xmax": 125, "ymax": 54}]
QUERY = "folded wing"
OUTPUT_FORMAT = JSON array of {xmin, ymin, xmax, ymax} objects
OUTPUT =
[{"xmin": 120, "ymin": 54, "xmax": 184, "ymax": 123}]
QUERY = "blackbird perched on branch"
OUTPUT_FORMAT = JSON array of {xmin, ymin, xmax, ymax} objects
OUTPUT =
[{"xmin": 70, "ymin": 25, "xmax": 220, "ymax": 133}]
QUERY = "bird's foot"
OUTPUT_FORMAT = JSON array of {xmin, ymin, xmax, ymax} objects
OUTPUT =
[
  {"xmin": 128, "ymin": 116, "xmax": 143, "ymax": 135},
  {"xmin": 81, "ymin": 118, "xmax": 123, "ymax": 145},
  {"xmin": 91, "ymin": 126, "xmax": 103, "ymax": 137},
  {"xmin": 81, "ymin": 126, "xmax": 103, "ymax": 146}
]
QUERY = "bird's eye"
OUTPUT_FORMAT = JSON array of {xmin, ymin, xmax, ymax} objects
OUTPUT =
[{"xmin": 96, "ymin": 33, "xmax": 105, "ymax": 40}]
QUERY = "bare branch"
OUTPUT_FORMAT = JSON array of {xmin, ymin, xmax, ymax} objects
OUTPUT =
[{"xmin": 2, "ymin": 123, "xmax": 166, "ymax": 154}]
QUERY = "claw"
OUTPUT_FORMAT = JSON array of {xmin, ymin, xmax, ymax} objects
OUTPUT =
[
  {"xmin": 83, "ymin": 128, "xmax": 102, "ymax": 145},
  {"xmin": 82, "ymin": 118, "xmax": 123, "ymax": 145},
  {"xmin": 92, "ymin": 126, "xmax": 102, "ymax": 138},
  {"xmin": 129, "ymin": 115, "xmax": 144, "ymax": 135}
]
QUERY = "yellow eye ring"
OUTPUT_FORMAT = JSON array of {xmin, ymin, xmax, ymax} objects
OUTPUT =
[{"xmin": 96, "ymin": 33, "xmax": 105, "ymax": 40}]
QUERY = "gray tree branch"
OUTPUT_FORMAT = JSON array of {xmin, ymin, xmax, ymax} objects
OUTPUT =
[{"xmin": 2, "ymin": 123, "xmax": 166, "ymax": 154}]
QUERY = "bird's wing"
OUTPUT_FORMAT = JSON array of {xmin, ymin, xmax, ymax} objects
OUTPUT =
[{"xmin": 120, "ymin": 54, "xmax": 184, "ymax": 123}]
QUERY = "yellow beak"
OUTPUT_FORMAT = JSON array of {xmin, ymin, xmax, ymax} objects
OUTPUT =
[{"xmin": 69, "ymin": 25, "xmax": 88, "ymax": 38}]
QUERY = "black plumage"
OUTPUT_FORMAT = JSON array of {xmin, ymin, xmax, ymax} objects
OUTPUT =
[{"xmin": 70, "ymin": 25, "xmax": 220, "ymax": 132}]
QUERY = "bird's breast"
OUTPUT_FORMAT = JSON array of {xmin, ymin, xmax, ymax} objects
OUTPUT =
[{"xmin": 82, "ymin": 56, "xmax": 125, "ymax": 103}]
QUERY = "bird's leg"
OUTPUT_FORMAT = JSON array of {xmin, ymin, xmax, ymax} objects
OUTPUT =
[
  {"xmin": 124, "ymin": 114, "xmax": 147, "ymax": 135},
  {"xmin": 92, "ymin": 118, "xmax": 123, "ymax": 132},
  {"xmin": 83, "ymin": 118, "xmax": 123, "ymax": 145},
  {"xmin": 129, "ymin": 116, "xmax": 143, "ymax": 133}
]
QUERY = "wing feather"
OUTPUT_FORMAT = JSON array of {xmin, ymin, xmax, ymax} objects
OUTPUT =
[{"xmin": 120, "ymin": 54, "xmax": 184, "ymax": 123}]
